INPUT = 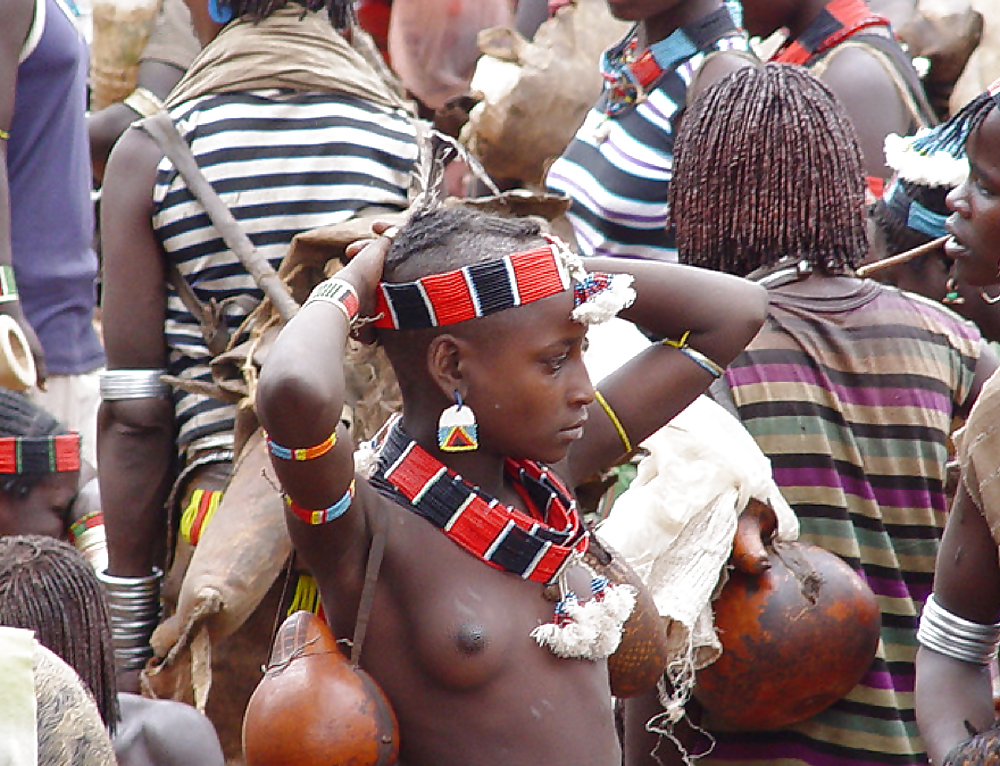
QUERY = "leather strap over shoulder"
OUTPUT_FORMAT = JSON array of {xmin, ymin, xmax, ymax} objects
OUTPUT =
[{"xmin": 808, "ymin": 37, "xmax": 937, "ymax": 130}]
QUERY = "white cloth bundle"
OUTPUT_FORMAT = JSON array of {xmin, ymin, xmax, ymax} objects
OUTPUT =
[{"xmin": 584, "ymin": 319, "xmax": 798, "ymax": 721}]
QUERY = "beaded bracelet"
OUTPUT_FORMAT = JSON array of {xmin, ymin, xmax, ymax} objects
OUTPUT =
[
  {"xmin": 662, "ymin": 331, "xmax": 725, "ymax": 379},
  {"xmin": 179, "ymin": 488, "xmax": 223, "ymax": 546},
  {"xmin": 304, "ymin": 278, "xmax": 360, "ymax": 329},
  {"xmin": 123, "ymin": 86, "xmax": 165, "ymax": 118},
  {"xmin": 285, "ymin": 480, "xmax": 356, "ymax": 525},
  {"xmin": 0, "ymin": 265, "xmax": 18, "ymax": 304},
  {"xmin": 594, "ymin": 390, "xmax": 632, "ymax": 455},
  {"xmin": 266, "ymin": 430, "xmax": 337, "ymax": 462}
]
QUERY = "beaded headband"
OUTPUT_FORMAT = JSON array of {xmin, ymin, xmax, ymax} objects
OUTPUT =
[
  {"xmin": 880, "ymin": 77, "xmax": 1000, "ymax": 191},
  {"xmin": 0, "ymin": 433, "xmax": 81, "ymax": 474},
  {"xmin": 882, "ymin": 178, "xmax": 948, "ymax": 240},
  {"xmin": 373, "ymin": 237, "xmax": 635, "ymax": 330}
]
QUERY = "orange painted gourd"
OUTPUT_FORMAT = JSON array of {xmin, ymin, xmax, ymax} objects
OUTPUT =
[
  {"xmin": 243, "ymin": 610, "xmax": 399, "ymax": 766},
  {"xmin": 693, "ymin": 541, "xmax": 881, "ymax": 731}
]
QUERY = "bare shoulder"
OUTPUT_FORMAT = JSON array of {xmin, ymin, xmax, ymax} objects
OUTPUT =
[
  {"xmin": 104, "ymin": 124, "xmax": 164, "ymax": 194},
  {"xmin": 815, "ymin": 43, "xmax": 911, "ymax": 125}
]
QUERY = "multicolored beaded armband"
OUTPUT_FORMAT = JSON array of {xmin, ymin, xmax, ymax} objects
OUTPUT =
[
  {"xmin": 304, "ymin": 278, "xmax": 360, "ymax": 329},
  {"xmin": 285, "ymin": 480, "xmax": 356, "ymax": 525},
  {"xmin": 266, "ymin": 430, "xmax": 337, "ymax": 462}
]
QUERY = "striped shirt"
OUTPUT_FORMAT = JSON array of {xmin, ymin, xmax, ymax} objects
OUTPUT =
[
  {"xmin": 152, "ymin": 90, "xmax": 416, "ymax": 464},
  {"xmin": 702, "ymin": 282, "xmax": 982, "ymax": 766},
  {"xmin": 545, "ymin": 6, "xmax": 750, "ymax": 261}
]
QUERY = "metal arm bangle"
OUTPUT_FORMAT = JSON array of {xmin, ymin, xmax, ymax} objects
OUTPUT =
[
  {"xmin": 917, "ymin": 593, "xmax": 1000, "ymax": 665},
  {"xmin": 97, "ymin": 567, "xmax": 163, "ymax": 672},
  {"xmin": 99, "ymin": 369, "xmax": 171, "ymax": 401}
]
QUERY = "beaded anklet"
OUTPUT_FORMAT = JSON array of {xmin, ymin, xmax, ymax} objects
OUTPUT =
[
  {"xmin": 285, "ymin": 480, "xmax": 356, "ymax": 525},
  {"xmin": 661, "ymin": 331, "xmax": 725, "ymax": 379},
  {"xmin": 266, "ymin": 430, "xmax": 337, "ymax": 462}
]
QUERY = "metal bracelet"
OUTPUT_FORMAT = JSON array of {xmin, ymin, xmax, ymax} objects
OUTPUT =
[
  {"xmin": 917, "ymin": 593, "xmax": 1000, "ymax": 665},
  {"xmin": 99, "ymin": 369, "xmax": 171, "ymax": 401},
  {"xmin": 97, "ymin": 567, "xmax": 163, "ymax": 672}
]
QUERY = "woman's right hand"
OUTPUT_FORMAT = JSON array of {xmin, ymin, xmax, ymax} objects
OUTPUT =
[{"xmin": 341, "ymin": 222, "xmax": 398, "ymax": 336}]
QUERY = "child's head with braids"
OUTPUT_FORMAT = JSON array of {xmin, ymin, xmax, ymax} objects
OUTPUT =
[
  {"xmin": 670, "ymin": 63, "xmax": 869, "ymax": 278},
  {"xmin": 376, "ymin": 206, "xmax": 552, "ymax": 392},
  {"xmin": 0, "ymin": 389, "xmax": 89, "ymax": 542},
  {"xmin": 0, "ymin": 535, "xmax": 119, "ymax": 733},
  {"xmin": 926, "ymin": 83, "xmax": 1000, "ymax": 289}
]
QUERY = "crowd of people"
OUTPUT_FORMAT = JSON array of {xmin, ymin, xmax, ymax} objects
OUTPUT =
[{"xmin": 3, "ymin": 0, "xmax": 1000, "ymax": 765}]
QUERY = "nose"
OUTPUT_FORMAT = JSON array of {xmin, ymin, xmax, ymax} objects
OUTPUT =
[
  {"xmin": 568, "ymin": 357, "xmax": 595, "ymax": 408},
  {"xmin": 946, "ymin": 180, "xmax": 971, "ymax": 217}
]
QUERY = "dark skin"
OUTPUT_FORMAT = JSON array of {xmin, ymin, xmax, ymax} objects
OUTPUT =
[
  {"xmin": 255, "ymin": 223, "xmax": 767, "ymax": 766},
  {"xmin": 917, "ymin": 108, "xmax": 1000, "ymax": 766},
  {"xmin": 96, "ymin": 0, "xmax": 226, "ymax": 586},
  {"xmin": 0, "ymin": 0, "xmax": 60, "ymax": 385},
  {"xmin": 739, "ymin": 0, "xmax": 916, "ymax": 181}
]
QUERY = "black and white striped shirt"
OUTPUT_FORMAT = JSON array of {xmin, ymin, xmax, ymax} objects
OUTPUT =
[{"xmin": 152, "ymin": 89, "xmax": 416, "ymax": 463}]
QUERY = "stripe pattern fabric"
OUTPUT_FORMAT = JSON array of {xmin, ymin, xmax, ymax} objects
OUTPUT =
[
  {"xmin": 545, "ymin": 6, "xmax": 749, "ymax": 262},
  {"xmin": 702, "ymin": 282, "xmax": 981, "ymax": 766},
  {"xmin": 152, "ymin": 89, "xmax": 416, "ymax": 463}
]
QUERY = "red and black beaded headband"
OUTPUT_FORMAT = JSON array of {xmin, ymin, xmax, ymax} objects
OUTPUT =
[
  {"xmin": 0, "ymin": 433, "xmax": 81, "ymax": 474},
  {"xmin": 373, "ymin": 244, "xmax": 574, "ymax": 330}
]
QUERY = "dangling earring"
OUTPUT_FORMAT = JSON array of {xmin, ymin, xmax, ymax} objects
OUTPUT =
[
  {"xmin": 943, "ymin": 277, "xmax": 964, "ymax": 305},
  {"xmin": 208, "ymin": 0, "xmax": 233, "ymax": 24},
  {"xmin": 438, "ymin": 392, "xmax": 478, "ymax": 452}
]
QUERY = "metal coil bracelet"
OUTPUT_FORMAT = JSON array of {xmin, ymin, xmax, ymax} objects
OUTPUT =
[
  {"xmin": 99, "ymin": 369, "xmax": 171, "ymax": 401},
  {"xmin": 97, "ymin": 567, "xmax": 163, "ymax": 673}
]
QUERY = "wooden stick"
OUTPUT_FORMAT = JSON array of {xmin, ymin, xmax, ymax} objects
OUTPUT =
[{"xmin": 857, "ymin": 235, "xmax": 951, "ymax": 278}]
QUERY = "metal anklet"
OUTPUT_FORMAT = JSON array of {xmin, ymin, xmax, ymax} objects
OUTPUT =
[{"xmin": 97, "ymin": 567, "xmax": 163, "ymax": 673}]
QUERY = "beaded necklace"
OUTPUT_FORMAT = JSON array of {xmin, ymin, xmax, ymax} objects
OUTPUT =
[
  {"xmin": 770, "ymin": 0, "xmax": 890, "ymax": 66},
  {"xmin": 368, "ymin": 421, "xmax": 636, "ymax": 659},
  {"xmin": 597, "ymin": 6, "xmax": 740, "ymax": 119},
  {"xmin": 371, "ymin": 421, "xmax": 589, "ymax": 584}
]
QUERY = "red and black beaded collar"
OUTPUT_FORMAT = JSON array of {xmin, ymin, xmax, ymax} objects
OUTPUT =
[
  {"xmin": 771, "ymin": 0, "xmax": 890, "ymax": 66},
  {"xmin": 369, "ymin": 421, "xmax": 589, "ymax": 584}
]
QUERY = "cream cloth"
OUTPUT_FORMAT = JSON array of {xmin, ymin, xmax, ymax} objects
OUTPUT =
[
  {"xmin": 585, "ymin": 319, "xmax": 799, "ymax": 722},
  {"xmin": 165, "ymin": 7, "xmax": 406, "ymax": 110},
  {"xmin": 0, "ymin": 627, "xmax": 38, "ymax": 766}
]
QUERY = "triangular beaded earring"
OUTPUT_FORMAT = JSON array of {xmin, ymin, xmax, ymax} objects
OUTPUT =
[{"xmin": 438, "ymin": 392, "xmax": 478, "ymax": 452}]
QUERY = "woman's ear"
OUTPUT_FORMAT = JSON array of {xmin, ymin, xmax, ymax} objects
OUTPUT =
[{"xmin": 427, "ymin": 333, "xmax": 468, "ymax": 399}]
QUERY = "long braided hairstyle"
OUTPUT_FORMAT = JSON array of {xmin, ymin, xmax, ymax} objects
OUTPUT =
[
  {"xmin": 218, "ymin": 0, "xmax": 353, "ymax": 27},
  {"xmin": 670, "ymin": 63, "xmax": 869, "ymax": 277},
  {"xmin": 0, "ymin": 389, "xmax": 71, "ymax": 498},
  {"xmin": 0, "ymin": 535, "xmax": 120, "ymax": 733}
]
